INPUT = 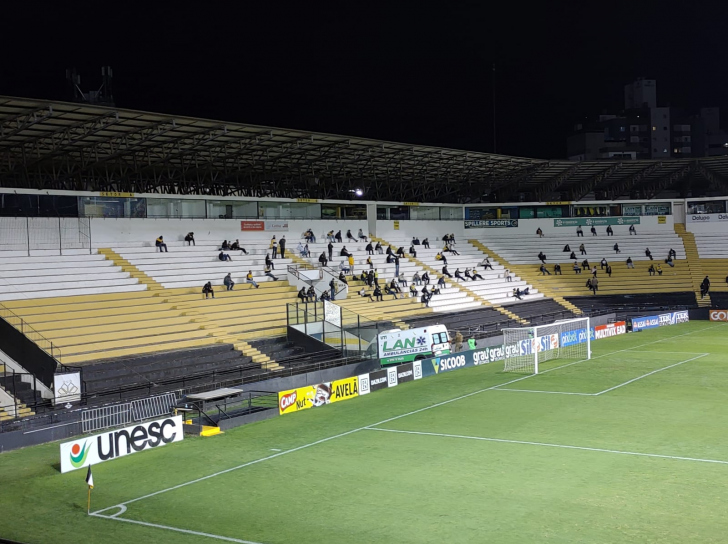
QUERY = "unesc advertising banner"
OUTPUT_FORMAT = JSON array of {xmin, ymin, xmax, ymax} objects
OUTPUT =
[{"xmin": 59, "ymin": 416, "xmax": 184, "ymax": 473}]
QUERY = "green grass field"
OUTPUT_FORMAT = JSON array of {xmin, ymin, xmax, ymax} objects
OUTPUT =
[{"xmin": 2, "ymin": 321, "xmax": 728, "ymax": 543}]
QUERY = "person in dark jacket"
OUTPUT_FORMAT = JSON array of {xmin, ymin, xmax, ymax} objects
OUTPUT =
[
  {"xmin": 184, "ymin": 232, "xmax": 195, "ymax": 246},
  {"xmin": 202, "ymin": 281, "xmax": 215, "ymax": 299},
  {"xmin": 223, "ymin": 273, "xmax": 234, "ymax": 291}
]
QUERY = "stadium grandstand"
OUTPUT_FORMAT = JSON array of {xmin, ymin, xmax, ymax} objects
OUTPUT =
[{"xmin": 0, "ymin": 94, "xmax": 727, "ymax": 431}]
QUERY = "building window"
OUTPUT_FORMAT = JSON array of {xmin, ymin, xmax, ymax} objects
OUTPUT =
[{"xmin": 652, "ymin": 126, "xmax": 656, "ymax": 131}]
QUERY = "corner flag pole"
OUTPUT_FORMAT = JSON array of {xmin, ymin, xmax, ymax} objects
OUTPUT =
[{"xmin": 85, "ymin": 465, "xmax": 94, "ymax": 515}]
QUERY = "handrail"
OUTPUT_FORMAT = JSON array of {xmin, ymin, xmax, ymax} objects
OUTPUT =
[{"xmin": 0, "ymin": 302, "xmax": 67, "ymax": 368}]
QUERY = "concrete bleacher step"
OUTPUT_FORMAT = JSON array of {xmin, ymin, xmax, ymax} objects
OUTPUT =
[
  {"xmin": 674, "ymin": 225, "xmax": 710, "ymax": 307},
  {"xmin": 98, "ymin": 248, "xmax": 164, "ymax": 291}
]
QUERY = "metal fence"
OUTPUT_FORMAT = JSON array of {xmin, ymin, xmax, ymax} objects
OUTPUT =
[
  {"xmin": 0, "ymin": 217, "xmax": 91, "ymax": 255},
  {"xmin": 81, "ymin": 391, "xmax": 179, "ymax": 434}
]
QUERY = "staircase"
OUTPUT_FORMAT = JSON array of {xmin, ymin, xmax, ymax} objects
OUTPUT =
[
  {"xmin": 98, "ymin": 248, "xmax": 164, "ymax": 291},
  {"xmin": 674, "ymin": 224, "xmax": 711, "ymax": 307},
  {"xmin": 469, "ymin": 240, "xmax": 582, "ymax": 316}
]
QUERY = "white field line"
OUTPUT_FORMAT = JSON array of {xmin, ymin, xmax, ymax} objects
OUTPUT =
[
  {"xmin": 88, "ymin": 322, "xmax": 723, "ymax": 541},
  {"xmin": 496, "ymin": 352, "xmax": 710, "ymax": 397},
  {"xmin": 493, "ymin": 388, "xmax": 596, "ymax": 396},
  {"xmin": 365, "ymin": 427, "xmax": 728, "ymax": 466},
  {"xmin": 594, "ymin": 353, "xmax": 709, "ymax": 396}
]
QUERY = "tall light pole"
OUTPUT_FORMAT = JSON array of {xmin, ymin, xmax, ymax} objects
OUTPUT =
[{"xmin": 492, "ymin": 62, "xmax": 497, "ymax": 154}]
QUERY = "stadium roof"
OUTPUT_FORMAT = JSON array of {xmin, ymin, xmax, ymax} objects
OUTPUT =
[{"xmin": 2, "ymin": 95, "xmax": 728, "ymax": 203}]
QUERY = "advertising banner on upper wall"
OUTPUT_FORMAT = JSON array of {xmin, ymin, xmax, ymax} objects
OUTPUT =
[
  {"xmin": 241, "ymin": 221, "xmax": 265, "ymax": 231},
  {"xmin": 686, "ymin": 213, "xmax": 728, "ymax": 223},
  {"xmin": 59, "ymin": 416, "xmax": 184, "ymax": 473},
  {"xmin": 464, "ymin": 219, "xmax": 518, "ymax": 229},
  {"xmin": 553, "ymin": 217, "xmax": 641, "ymax": 227}
]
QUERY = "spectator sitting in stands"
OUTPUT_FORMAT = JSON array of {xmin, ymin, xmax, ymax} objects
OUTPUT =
[
  {"xmin": 340, "ymin": 246, "xmax": 351, "ymax": 257},
  {"xmin": 657, "ymin": 264, "xmax": 663, "ymax": 276},
  {"xmin": 538, "ymin": 251, "xmax": 546, "ymax": 263},
  {"xmin": 184, "ymin": 232, "xmax": 195, "ymax": 246},
  {"xmin": 466, "ymin": 268, "xmax": 483, "ymax": 281},
  {"xmin": 375, "ymin": 241, "xmax": 383, "ymax": 254},
  {"xmin": 523, "ymin": 287, "xmax": 530, "ymax": 296},
  {"xmin": 338, "ymin": 271, "xmax": 349, "ymax": 285},
  {"xmin": 645, "ymin": 248, "xmax": 653, "ymax": 260},
  {"xmin": 614, "ymin": 243, "xmax": 620, "ymax": 254},
  {"xmin": 563, "ymin": 244, "xmax": 570, "ymax": 252},
  {"xmin": 346, "ymin": 229, "xmax": 356, "ymax": 242},
  {"xmin": 366, "ymin": 256, "xmax": 374, "ymax": 269},
  {"xmin": 512, "ymin": 288, "xmax": 523, "ymax": 300},
  {"xmin": 665, "ymin": 255, "xmax": 674, "ymax": 267},
  {"xmin": 372, "ymin": 285, "xmax": 383, "ymax": 302},
  {"xmin": 412, "ymin": 236, "xmax": 420, "ymax": 245},
  {"xmin": 359, "ymin": 287, "xmax": 370, "ymax": 300},
  {"xmin": 454, "ymin": 268, "xmax": 467, "ymax": 281},
  {"xmin": 398, "ymin": 273, "xmax": 408, "ymax": 287},
  {"xmin": 320, "ymin": 290, "xmax": 331, "ymax": 301},
  {"xmin": 302, "ymin": 244, "xmax": 310, "ymax": 257},
  {"xmin": 581, "ymin": 259, "xmax": 590, "ymax": 271},
  {"xmin": 366, "ymin": 270, "xmax": 375, "ymax": 287},
  {"xmin": 591, "ymin": 226, "xmax": 597, "ymax": 236},
  {"xmin": 576, "ymin": 225, "xmax": 584, "ymax": 237},
  {"xmin": 388, "ymin": 278, "xmax": 401, "ymax": 294},
  {"xmin": 443, "ymin": 244, "xmax": 460, "ymax": 255},
  {"xmin": 592, "ymin": 266, "xmax": 598, "ymax": 277},
  {"xmin": 569, "ymin": 251, "xmax": 577, "ymax": 260},
  {"xmin": 606, "ymin": 225, "xmax": 613, "ymax": 236},
  {"xmin": 540, "ymin": 264, "xmax": 551, "ymax": 275},
  {"xmin": 606, "ymin": 264, "xmax": 612, "ymax": 277},
  {"xmin": 319, "ymin": 252, "xmax": 328, "ymax": 267},
  {"xmin": 265, "ymin": 253, "xmax": 274, "ymax": 270},
  {"xmin": 409, "ymin": 284, "xmax": 418, "ymax": 297},
  {"xmin": 435, "ymin": 252, "xmax": 447, "ymax": 265},
  {"xmin": 554, "ymin": 263, "xmax": 562, "ymax": 275},
  {"xmin": 202, "ymin": 281, "xmax": 215, "ymax": 299},
  {"xmin": 219, "ymin": 251, "xmax": 232, "ymax": 262},
  {"xmin": 629, "ymin": 224, "xmax": 637, "ymax": 235},
  {"xmin": 504, "ymin": 268, "xmax": 512, "ymax": 282},
  {"xmin": 359, "ymin": 271, "xmax": 368, "ymax": 283},
  {"xmin": 231, "ymin": 239, "xmax": 248, "ymax": 254},
  {"xmin": 386, "ymin": 245, "xmax": 394, "ymax": 256},
  {"xmin": 327, "ymin": 230, "xmax": 335, "ymax": 242},
  {"xmin": 648, "ymin": 264, "xmax": 656, "ymax": 276},
  {"xmin": 304, "ymin": 229, "xmax": 316, "ymax": 243},
  {"xmin": 579, "ymin": 243, "xmax": 586, "ymax": 255},
  {"xmin": 422, "ymin": 237, "xmax": 430, "ymax": 249},
  {"xmin": 365, "ymin": 242, "xmax": 374, "ymax": 255},
  {"xmin": 297, "ymin": 242, "xmax": 304, "ymax": 255},
  {"xmin": 442, "ymin": 265, "xmax": 453, "ymax": 278},
  {"xmin": 536, "ymin": 227, "xmax": 544, "ymax": 237},
  {"xmin": 221, "ymin": 240, "xmax": 230, "ymax": 250},
  {"xmin": 573, "ymin": 261, "xmax": 582, "ymax": 274},
  {"xmin": 668, "ymin": 248, "xmax": 677, "ymax": 260},
  {"xmin": 437, "ymin": 276, "xmax": 446, "ymax": 290},
  {"xmin": 397, "ymin": 246, "xmax": 406, "ymax": 258},
  {"xmin": 224, "ymin": 273, "xmax": 234, "ymax": 291},
  {"xmin": 386, "ymin": 253, "xmax": 394, "ymax": 264},
  {"xmin": 339, "ymin": 260, "xmax": 350, "ymax": 274},
  {"xmin": 335, "ymin": 230, "xmax": 343, "ymax": 243},
  {"xmin": 480, "ymin": 257, "xmax": 493, "ymax": 270},
  {"xmin": 265, "ymin": 265, "xmax": 278, "ymax": 281},
  {"xmin": 413, "ymin": 272, "xmax": 422, "ymax": 285},
  {"xmin": 298, "ymin": 287, "xmax": 308, "ymax": 303},
  {"xmin": 585, "ymin": 278, "xmax": 592, "ymax": 290},
  {"xmin": 626, "ymin": 256, "xmax": 634, "ymax": 268},
  {"xmin": 358, "ymin": 229, "xmax": 368, "ymax": 242},
  {"xmin": 409, "ymin": 244, "xmax": 417, "ymax": 258},
  {"xmin": 601, "ymin": 257, "xmax": 608, "ymax": 269},
  {"xmin": 420, "ymin": 286, "xmax": 431, "ymax": 307},
  {"xmin": 246, "ymin": 270, "xmax": 259, "ymax": 288},
  {"xmin": 156, "ymin": 235, "xmax": 168, "ymax": 252},
  {"xmin": 422, "ymin": 271, "xmax": 430, "ymax": 284},
  {"xmin": 307, "ymin": 285, "xmax": 317, "ymax": 301}
]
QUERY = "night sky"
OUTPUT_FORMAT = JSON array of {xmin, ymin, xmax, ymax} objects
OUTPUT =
[{"xmin": 3, "ymin": 3, "xmax": 728, "ymax": 159}]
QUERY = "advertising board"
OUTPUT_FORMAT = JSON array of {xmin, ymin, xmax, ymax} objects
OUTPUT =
[
  {"xmin": 686, "ymin": 213, "xmax": 728, "ymax": 223},
  {"xmin": 632, "ymin": 311, "xmax": 689, "ymax": 332},
  {"xmin": 553, "ymin": 217, "xmax": 640, "ymax": 228},
  {"xmin": 464, "ymin": 219, "xmax": 518, "ymax": 229},
  {"xmin": 278, "ymin": 383, "xmax": 332, "ymax": 415},
  {"xmin": 593, "ymin": 321, "xmax": 627, "ymax": 340},
  {"xmin": 709, "ymin": 310, "xmax": 728, "ymax": 322},
  {"xmin": 329, "ymin": 377, "xmax": 359, "ymax": 403},
  {"xmin": 59, "ymin": 416, "xmax": 184, "ymax": 473},
  {"xmin": 241, "ymin": 220, "xmax": 265, "ymax": 231}
]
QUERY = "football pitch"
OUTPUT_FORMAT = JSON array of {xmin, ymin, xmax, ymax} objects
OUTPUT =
[{"xmin": 2, "ymin": 321, "xmax": 728, "ymax": 543}]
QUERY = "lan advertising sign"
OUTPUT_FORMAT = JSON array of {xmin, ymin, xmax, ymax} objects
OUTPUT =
[{"xmin": 59, "ymin": 416, "xmax": 184, "ymax": 473}]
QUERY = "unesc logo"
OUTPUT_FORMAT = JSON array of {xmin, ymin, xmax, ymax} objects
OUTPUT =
[
  {"xmin": 69, "ymin": 440, "xmax": 92, "ymax": 468},
  {"xmin": 710, "ymin": 310, "xmax": 728, "ymax": 322}
]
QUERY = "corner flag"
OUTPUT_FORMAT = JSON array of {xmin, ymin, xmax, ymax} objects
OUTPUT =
[{"xmin": 86, "ymin": 466, "xmax": 94, "ymax": 489}]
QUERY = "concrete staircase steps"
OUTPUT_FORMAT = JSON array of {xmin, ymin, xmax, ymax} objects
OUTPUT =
[{"xmin": 674, "ymin": 224, "xmax": 711, "ymax": 307}]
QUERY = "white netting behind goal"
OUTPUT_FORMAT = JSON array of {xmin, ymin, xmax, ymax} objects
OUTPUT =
[{"xmin": 502, "ymin": 317, "xmax": 590, "ymax": 374}]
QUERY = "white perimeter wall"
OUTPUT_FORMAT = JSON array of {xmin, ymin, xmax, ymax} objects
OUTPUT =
[
  {"xmin": 463, "ymin": 215, "xmax": 674, "ymax": 238},
  {"xmin": 377, "ymin": 220, "xmax": 464, "ymax": 241},
  {"xmin": 89, "ymin": 218, "xmax": 368, "ymax": 244}
]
